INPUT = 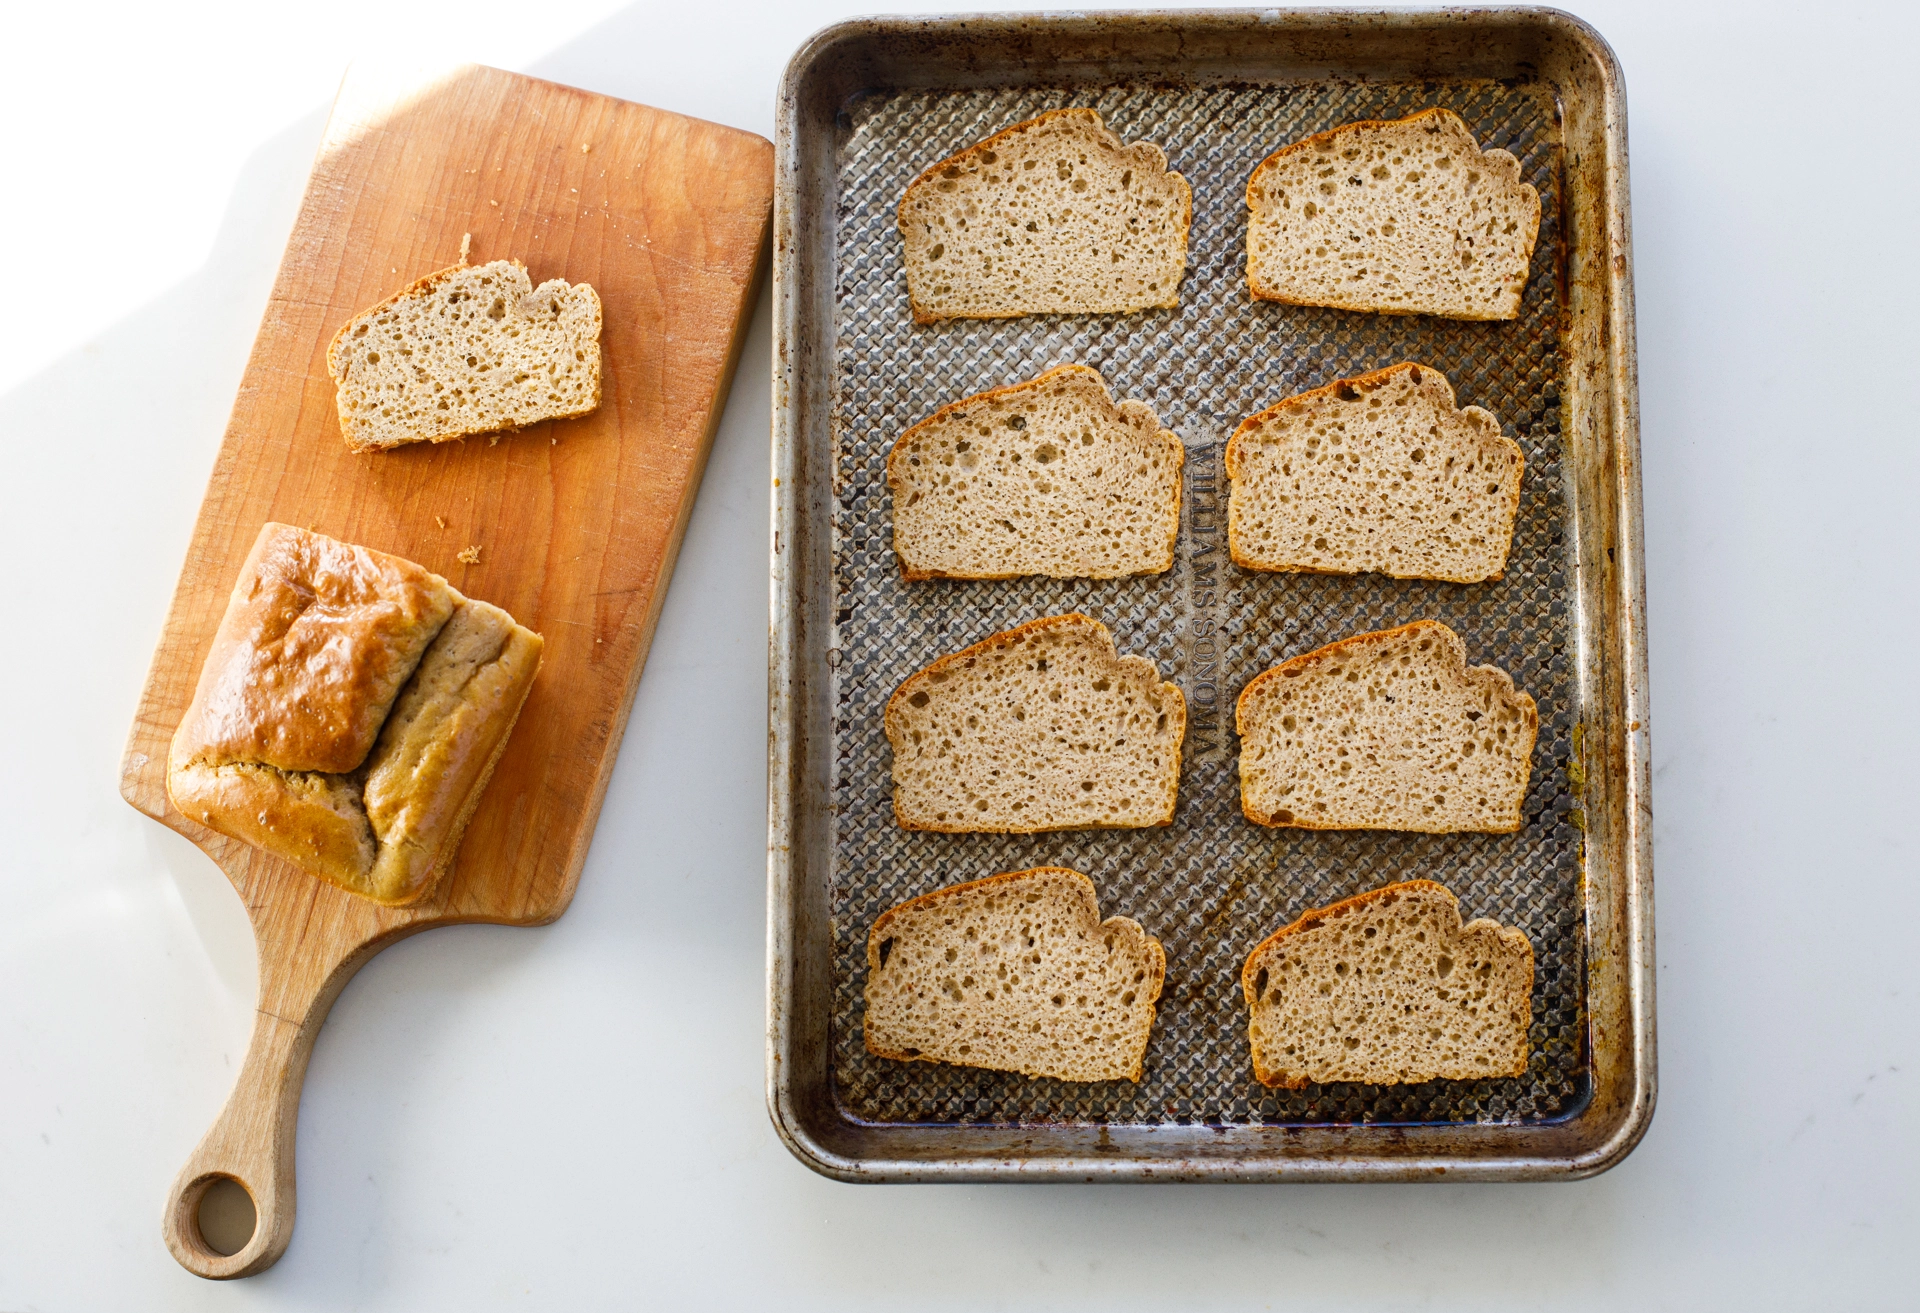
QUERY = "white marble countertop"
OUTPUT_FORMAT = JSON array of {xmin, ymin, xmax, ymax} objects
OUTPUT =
[{"xmin": 2, "ymin": 0, "xmax": 1914, "ymax": 1307}]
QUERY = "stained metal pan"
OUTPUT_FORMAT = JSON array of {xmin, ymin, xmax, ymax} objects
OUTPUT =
[{"xmin": 769, "ymin": 7, "xmax": 1652, "ymax": 1181}]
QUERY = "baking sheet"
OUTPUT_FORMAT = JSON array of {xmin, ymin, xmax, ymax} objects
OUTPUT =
[{"xmin": 771, "ymin": 8, "xmax": 1652, "ymax": 1181}]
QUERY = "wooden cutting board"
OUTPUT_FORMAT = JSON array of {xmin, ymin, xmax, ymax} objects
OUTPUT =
[{"xmin": 119, "ymin": 62, "xmax": 772, "ymax": 1279}]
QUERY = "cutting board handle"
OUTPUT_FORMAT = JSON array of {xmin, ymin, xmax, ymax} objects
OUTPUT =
[{"xmin": 161, "ymin": 939, "xmax": 368, "ymax": 1278}]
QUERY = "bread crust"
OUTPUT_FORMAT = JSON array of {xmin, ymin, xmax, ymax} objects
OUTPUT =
[
  {"xmin": 1240, "ymin": 879, "xmax": 1534, "ymax": 1087},
  {"xmin": 1223, "ymin": 361, "xmax": 1525, "ymax": 583},
  {"xmin": 1234, "ymin": 619, "xmax": 1539, "ymax": 833},
  {"xmin": 884, "ymin": 364, "xmax": 1185, "ymax": 581},
  {"xmin": 883, "ymin": 613, "xmax": 1187, "ymax": 833},
  {"xmin": 170, "ymin": 523, "xmax": 457, "ymax": 775},
  {"xmin": 166, "ymin": 760, "xmax": 376, "ymax": 877},
  {"xmin": 898, "ymin": 108, "xmax": 1194, "ymax": 325},
  {"xmin": 864, "ymin": 867, "xmax": 1167, "ymax": 1082},
  {"xmin": 166, "ymin": 523, "xmax": 544, "ymax": 904},
  {"xmin": 1244, "ymin": 108, "xmax": 1542, "ymax": 320}
]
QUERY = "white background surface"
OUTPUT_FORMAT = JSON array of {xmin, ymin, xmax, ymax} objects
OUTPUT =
[{"xmin": 3, "ymin": 0, "xmax": 1916, "ymax": 1308}]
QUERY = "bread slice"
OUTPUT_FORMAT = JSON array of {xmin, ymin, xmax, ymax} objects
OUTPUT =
[
  {"xmin": 327, "ymin": 257, "xmax": 602, "ymax": 452},
  {"xmin": 887, "ymin": 365, "xmax": 1184, "ymax": 581},
  {"xmin": 1237, "ymin": 620, "xmax": 1537, "ymax": 833},
  {"xmin": 885, "ymin": 613, "xmax": 1186, "ymax": 832},
  {"xmin": 1242, "ymin": 880, "xmax": 1533, "ymax": 1088},
  {"xmin": 897, "ymin": 108, "xmax": 1192, "ymax": 323},
  {"xmin": 1226, "ymin": 362, "xmax": 1523, "ymax": 583},
  {"xmin": 865, "ymin": 867, "xmax": 1166, "ymax": 1082},
  {"xmin": 1246, "ymin": 108, "xmax": 1541, "ymax": 320}
]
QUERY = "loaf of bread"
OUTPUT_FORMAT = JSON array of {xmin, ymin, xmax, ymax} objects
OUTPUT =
[
  {"xmin": 887, "ymin": 365, "xmax": 1184, "ymax": 580},
  {"xmin": 865, "ymin": 867, "xmax": 1165, "ymax": 1082},
  {"xmin": 1236, "ymin": 620, "xmax": 1537, "ymax": 833},
  {"xmin": 898, "ymin": 108, "xmax": 1191, "ymax": 323},
  {"xmin": 327, "ymin": 257, "xmax": 602, "ymax": 452},
  {"xmin": 167, "ymin": 523, "xmax": 543, "ymax": 904},
  {"xmin": 1226, "ymin": 362, "xmax": 1523, "ymax": 582},
  {"xmin": 885, "ymin": 613, "xmax": 1185, "ymax": 832},
  {"xmin": 1242, "ymin": 880, "xmax": 1533, "ymax": 1088},
  {"xmin": 1246, "ymin": 108, "xmax": 1541, "ymax": 320}
]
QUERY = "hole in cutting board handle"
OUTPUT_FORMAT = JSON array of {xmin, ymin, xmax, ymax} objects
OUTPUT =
[{"xmin": 194, "ymin": 1176, "xmax": 257, "ymax": 1256}]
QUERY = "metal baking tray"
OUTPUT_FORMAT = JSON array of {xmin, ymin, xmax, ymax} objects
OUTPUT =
[{"xmin": 769, "ymin": 7, "xmax": 1652, "ymax": 1181}]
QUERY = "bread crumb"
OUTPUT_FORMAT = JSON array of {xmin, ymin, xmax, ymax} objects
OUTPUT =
[
  {"xmin": 580, "ymin": 142, "xmax": 591, "ymax": 153},
  {"xmin": 435, "ymin": 516, "xmax": 447, "ymax": 529},
  {"xmin": 459, "ymin": 232, "xmax": 472, "ymax": 264},
  {"xmin": 457, "ymin": 545, "xmax": 483, "ymax": 565},
  {"xmin": 489, "ymin": 199, "xmax": 499, "ymax": 208}
]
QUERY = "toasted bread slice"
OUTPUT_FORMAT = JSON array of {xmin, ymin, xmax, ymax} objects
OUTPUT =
[
  {"xmin": 1242, "ymin": 880, "xmax": 1533, "ymax": 1088},
  {"xmin": 885, "ymin": 613, "xmax": 1185, "ymax": 832},
  {"xmin": 327, "ymin": 257, "xmax": 602, "ymax": 452},
  {"xmin": 1237, "ymin": 620, "xmax": 1537, "ymax": 833},
  {"xmin": 1226, "ymin": 362, "xmax": 1523, "ymax": 582},
  {"xmin": 865, "ymin": 867, "xmax": 1166, "ymax": 1082},
  {"xmin": 898, "ymin": 108, "xmax": 1192, "ymax": 323},
  {"xmin": 1246, "ymin": 108, "xmax": 1541, "ymax": 319},
  {"xmin": 887, "ymin": 365, "xmax": 1184, "ymax": 581}
]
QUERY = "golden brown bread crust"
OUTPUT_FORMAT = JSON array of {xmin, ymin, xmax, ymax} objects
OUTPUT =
[
  {"xmin": 883, "ymin": 364, "xmax": 1185, "ymax": 582},
  {"xmin": 166, "ymin": 524, "xmax": 543, "ymax": 905},
  {"xmin": 1239, "ymin": 880, "xmax": 1534, "ymax": 1087},
  {"xmin": 166, "ymin": 760, "xmax": 376, "ymax": 875},
  {"xmin": 881, "ymin": 613, "xmax": 1187, "ymax": 833},
  {"xmin": 1223, "ymin": 362, "xmax": 1525, "ymax": 583},
  {"xmin": 863, "ymin": 867, "xmax": 1167, "ymax": 1082},
  {"xmin": 171, "ymin": 523, "xmax": 456, "ymax": 774},
  {"xmin": 898, "ymin": 108, "xmax": 1194, "ymax": 326},
  {"xmin": 1234, "ymin": 619, "xmax": 1539, "ymax": 833}
]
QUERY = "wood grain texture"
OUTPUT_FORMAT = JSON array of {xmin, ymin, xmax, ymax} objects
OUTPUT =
[{"xmin": 120, "ymin": 62, "xmax": 772, "ymax": 1278}]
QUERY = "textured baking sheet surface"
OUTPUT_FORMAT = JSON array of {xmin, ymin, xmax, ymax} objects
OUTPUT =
[{"xmin": 827, "ymin": 78, "xmax": 1583, "ymax": 1127}]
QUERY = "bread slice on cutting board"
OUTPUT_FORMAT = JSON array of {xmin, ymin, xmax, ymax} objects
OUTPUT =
[
  {"xmin": 887, "ymin": 364, "xmax": 1184, "ymax": 580},
  {"xmin": 865, "ymin": 866, "xmax": 1166, "ymax": 1082},
  {"xmin": 885, "ymin": 613, "xmax": 1185, "ymax": 832},
  {"xmin": 1242, "ymin": 879, "xmax": 1533, "ymax": 1088},
  {"xmin": 898, "ymin": 108, "xmax": 1192, "ymax": 323},
  {"xmin": 1226, "ymin": 361, "xmax": 1523, "ymax": 583},
  {"xmin": 1236, "ymin": 619, "xmax": 1537, "ymax": 833},
  {"xmin": 328, "ymin": 256, "xmax": 603, "ymax": 452},
  {"xmin": 1246, "ymin": 108, "xmax": 1541, "ymax": 320}
]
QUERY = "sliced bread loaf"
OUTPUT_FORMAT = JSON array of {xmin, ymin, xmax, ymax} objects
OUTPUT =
[
  {"xmin": 898, "ymin": 108, "xmax": 1192, "ymax": 323},
  {"xmin": 1226, "ymin": 362, "xmax": 1523, "ymax": 582},
  {"xmin": 1237, "ymin": 620, "xmax": 1537, "ymax": 833},
  {"xmin": 865, "ymin": 867, "xmax": 1166, "ymax": 1082},
  {"xmin": 888, "ymin": 365, "xmax": 1184, "ymax": 580},
  {"xmin": 885, "ymin": 613, "xmax": 1186, "ymax": 832},
  {"xmin": 1242, "ymin": 879, "xmax": 1533, "ymax": 1088},
  {"xmin": 327, "ymin": 257, "xmax": 602, "ymax": 452},
  {"xmin": 1246, "ymin": 108, "xmax": 1541, "ymax": 320}
]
